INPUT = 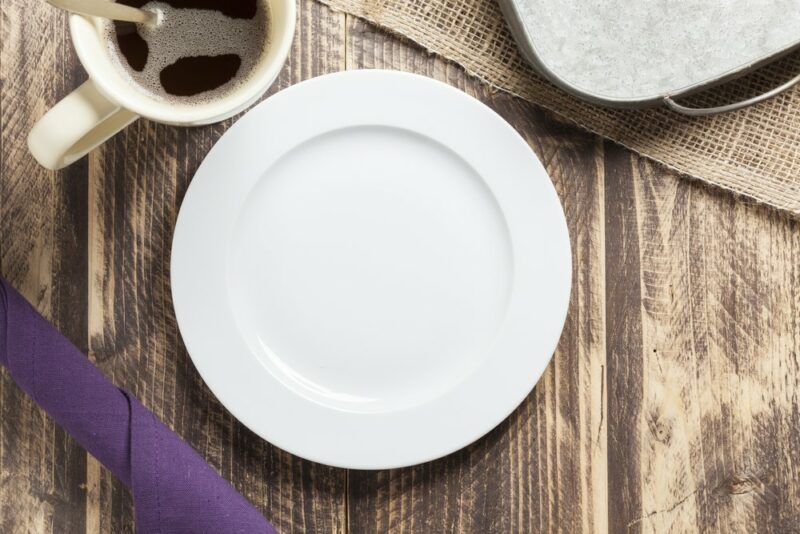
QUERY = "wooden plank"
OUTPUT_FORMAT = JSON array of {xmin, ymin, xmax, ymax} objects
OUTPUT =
[
  {"xmin": 344, "ymin": 16, "xmax": 608, "ymax": 533},
  {"xmin": 0, "ymin": 1, "xmax": 89, "ymax": 533},
  {"xmin": 604, "ymin": 146, "xmax": 800, "ymax": 533},
  {"xmin": 603, "ymin": 144, "xmax": 647, "ymax": 534},
  {"xmin": 85, "ymin": 1, "xmax": 348, "ymax": 533}
]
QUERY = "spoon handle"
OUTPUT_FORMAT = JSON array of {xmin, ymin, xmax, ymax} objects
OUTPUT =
[{"xmin": 47, "ymin": 0, "xmax": 157, "ymax": 25}]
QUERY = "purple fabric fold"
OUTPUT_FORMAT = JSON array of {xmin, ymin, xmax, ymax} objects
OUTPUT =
[{"xmin": 0, "ymin": 278, "xmax": 276, "ymax": 534}]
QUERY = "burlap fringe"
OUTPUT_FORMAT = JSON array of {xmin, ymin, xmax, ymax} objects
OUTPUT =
[{"xmin": 320, "ymin": 0, "xmax": 800, "ymax": 216}]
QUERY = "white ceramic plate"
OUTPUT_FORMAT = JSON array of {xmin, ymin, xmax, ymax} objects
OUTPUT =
[{"xmin": 172, "ymin": 70, "xmax": 571, "ymax": 469}]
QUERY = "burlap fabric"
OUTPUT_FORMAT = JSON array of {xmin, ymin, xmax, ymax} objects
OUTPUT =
[{"xmin": 319, "ymin": 0, "xmax": 800, "ymax": 216}]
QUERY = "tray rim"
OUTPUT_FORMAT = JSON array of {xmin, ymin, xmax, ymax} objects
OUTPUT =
[{"xmin": 498, "ymin": 0, "xmax": 800, "ymax": 109}]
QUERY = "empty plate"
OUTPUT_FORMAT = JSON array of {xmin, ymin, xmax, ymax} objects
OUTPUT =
[{"xmin": 171, "ymin": 70, "xmax": 571, "ymax": 469}]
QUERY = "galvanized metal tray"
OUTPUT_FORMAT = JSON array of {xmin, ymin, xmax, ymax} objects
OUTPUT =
[{"xmin": 499, "ymin": 0, "xmax": 800, "ymax": 115}]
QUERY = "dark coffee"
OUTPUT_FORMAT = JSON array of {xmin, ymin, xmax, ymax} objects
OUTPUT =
[{"xmin": 106, "ymin": 0, "xmax": 269, "ymax": 102}]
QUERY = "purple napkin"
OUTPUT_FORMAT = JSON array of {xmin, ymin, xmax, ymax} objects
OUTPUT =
[{"xmin": 0, "ymin": 278, "xmax": 276, "ymax": 534}]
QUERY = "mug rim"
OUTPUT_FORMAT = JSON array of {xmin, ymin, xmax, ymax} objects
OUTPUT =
[{"xmin": 69, "ymin": 0, "xmax": 296, "ymax": 126}]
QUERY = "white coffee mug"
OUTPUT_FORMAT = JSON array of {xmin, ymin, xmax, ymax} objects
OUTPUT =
[{"xmin": 28, "ymin": 0, "xmax": 296, "ymax": 170}]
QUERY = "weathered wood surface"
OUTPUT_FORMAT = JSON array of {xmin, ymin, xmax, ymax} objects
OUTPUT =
[{"xmin": 1, "ymin": 1, "xmax": 799, "ymax": 532}]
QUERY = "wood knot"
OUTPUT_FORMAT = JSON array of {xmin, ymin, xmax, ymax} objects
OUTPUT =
[
  {"xmin": 725, "ymin": 474, "xmax": 762, "ymax": 495},
  {"xmin": 646, "ymin": 412, "xmax": 672, "ymax": 445},
  {"xmin": 712, "ymin": 472, "xmax": 778, "ymax": 504}
]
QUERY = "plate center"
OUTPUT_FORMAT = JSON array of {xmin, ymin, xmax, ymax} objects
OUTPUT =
[{"xmin": 228, "ymin": 126, "xmax": 513, "ymax": 413}]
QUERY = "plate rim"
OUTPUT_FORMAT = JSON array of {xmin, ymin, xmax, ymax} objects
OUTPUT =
[{"xmin": 171, "ymin": 69, "xmax": 572, "ymax": 469}]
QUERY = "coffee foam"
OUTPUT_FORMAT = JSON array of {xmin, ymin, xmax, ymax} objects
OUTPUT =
[{"xmin": 105, "ymin": 1, "xmax": 269, "ymax": 105}]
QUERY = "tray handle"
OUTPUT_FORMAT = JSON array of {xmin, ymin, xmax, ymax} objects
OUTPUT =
[{"xmin": 664, "ymin": 71, "xmax": 800, "ymax": 116}]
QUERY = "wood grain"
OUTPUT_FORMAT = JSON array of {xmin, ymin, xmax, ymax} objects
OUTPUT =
[
  {"xmin": 1, "ymin": 1, "xmax": 89, "ymax": 532},
  {"xmin": 604, "ymin": 148, "xmax": 800, "ymax": 533},
  {"xmin": 1, "ymin": 1, "xmax": 799, "ymax": 533}
]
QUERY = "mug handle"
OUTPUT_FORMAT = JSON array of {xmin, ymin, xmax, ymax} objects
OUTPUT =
[{"xmin": 28, "ymin": 80, "xmax": 139, "ymax": 170}]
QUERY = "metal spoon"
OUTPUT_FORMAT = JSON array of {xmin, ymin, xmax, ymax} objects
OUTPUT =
[{"xmin": 47, "ymin": 0, "xmax": 158, "ymax": 26}]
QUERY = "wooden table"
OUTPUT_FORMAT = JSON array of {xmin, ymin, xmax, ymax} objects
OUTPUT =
[{"xmin": 2, "ymin": 1, "xmax": 799, "ymax": 532}]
